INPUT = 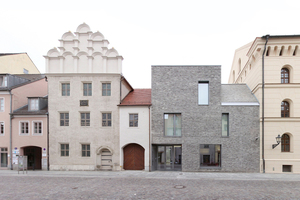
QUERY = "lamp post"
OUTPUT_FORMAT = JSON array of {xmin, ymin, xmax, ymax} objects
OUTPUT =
[{"xmin": 272, "ymin": 134, "xmax": 281, "ymax": 149}]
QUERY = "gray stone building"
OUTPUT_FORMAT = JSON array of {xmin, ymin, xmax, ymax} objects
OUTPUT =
[{"xmin": 151, "ymin": 65, "xmax": 260, "ymax": 172}]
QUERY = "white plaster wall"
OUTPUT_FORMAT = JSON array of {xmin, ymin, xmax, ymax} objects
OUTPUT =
[{"xmin": 119, "ymin": 106, "xmax": 150, "ymax": 171}]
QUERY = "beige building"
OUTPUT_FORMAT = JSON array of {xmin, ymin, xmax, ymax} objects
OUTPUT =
[
  {"xmin": 228, "ymin": 35, "xmax": 300, "ymax": 173},
  {"xmin": 45, "ymin": 23, "xmax": 132, "ymax": 170},
  {"xmin": 0, "ymin": 53, "xmax": 40, "ymax": 74}
]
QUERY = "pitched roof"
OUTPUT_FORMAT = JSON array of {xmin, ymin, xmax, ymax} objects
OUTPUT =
[{"xmin": 119, "ymin": 89, "xmax": 151, "ymax": 106}]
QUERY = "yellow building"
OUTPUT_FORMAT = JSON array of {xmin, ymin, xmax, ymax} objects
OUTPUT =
[
  {"xmin": 228, "ymin": 35, "xmax": 300, "ymax": 173},
  {"xmin": 0, "ymin": 53, "xmax": 40, "ymax": 74}
]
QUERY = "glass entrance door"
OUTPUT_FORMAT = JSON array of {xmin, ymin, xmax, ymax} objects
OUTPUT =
[{"xmin": 154, "ymin": 145, "xmax": 181, "ymax": 171}]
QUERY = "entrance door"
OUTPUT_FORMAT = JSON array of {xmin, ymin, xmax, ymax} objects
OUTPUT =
[
  {"xmin": 100, "ymin": 149, "xmax": 112, "ymax": 171},
  {"xmin": 154, "ymin": 145, "xmax": 182, "ymax": 171},
  {"xmin": 23, "ymin": 146, "xmax": 42, "ymax": 170},
  {"xmin": 123, "ymin": 144, "xmax": 144, "ymax": 170},
  {"xmin": 0, "ymin": 148, "xmax": 8, "ymax": 168}
]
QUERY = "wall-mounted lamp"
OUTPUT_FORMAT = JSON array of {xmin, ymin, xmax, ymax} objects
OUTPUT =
[{"xmin": 272, "ymin": 134, "xmax": 281, "ymax": 149}]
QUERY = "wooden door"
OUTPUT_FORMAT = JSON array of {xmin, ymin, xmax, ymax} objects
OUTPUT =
[{"xmin": 124, "ymin": 144, "xmax": 144, "ymax": 170}]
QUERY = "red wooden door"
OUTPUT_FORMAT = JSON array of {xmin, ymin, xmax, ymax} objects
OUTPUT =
[{"xmin": 124, "ymin": 144, "xmax": 144, "ymax": 170}]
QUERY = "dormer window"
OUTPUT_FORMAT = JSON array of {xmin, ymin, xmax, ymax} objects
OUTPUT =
[
  {"xmin": 29, "ymin": 98, "xmax": 39, "ymax": 111},
  {"xmin": 0, "ymin": 76, "xmax": 7, "ymax": 87}
]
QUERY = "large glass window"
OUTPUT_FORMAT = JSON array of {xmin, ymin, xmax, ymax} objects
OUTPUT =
[
  {"xmin": 281, "ymin": 134, "xmax": 290, "ymax": 152},
  {"xmin": 0, "ymin": 76, "xmax": 7, "ymax": 87},
  {"xmin": 281, "ymin": 68, "xmax": 289, "ymax": 83},
  {"xmin": 222, "ymin": 113, "xmax": 229, "ymax": 137},
  {"xmin": 62, "ymin": 83, "xmax": 70, "ymax": 96},
  {"xmin": 281, "ymin": 101, "xmax": 289, "ymax": 117},
  {"xmin": 164, "ymin": 114, "xmax": 181, "ymax": 136},
  {"xmin": 200, "ymin": 144, "xmax": 221, "ymax": 167},
  {"xmin": 102, "ymin": 83, "xmax": 111, "ymax": 96},
  {"xmin": 198, "ymin": 81, "xmax": 209, "ymax": 105},
  {"xmin": 83, "ymin": 83, "xmax": 92, "ymax": 96},
  {"xmin": 155, "ymin": 145, "xmax": 182, "ymax": 171}
]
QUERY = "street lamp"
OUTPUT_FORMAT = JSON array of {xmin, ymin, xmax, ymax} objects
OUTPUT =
[{"xmin": 272, "ymin": 134, "xmax": 281, "ymax": 149}]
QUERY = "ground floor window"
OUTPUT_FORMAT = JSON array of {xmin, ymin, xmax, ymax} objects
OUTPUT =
[
  {"xmin": 0, "ymin": 147, "xmax": 8, "ymax": 167},
  {"xmin": 282, "ymin": 165, "xmax": 292, "ymax": 172},
  {"xmin": 200, "ymin": 144, "xmax": 221, "ymax": 167},
  {"xmin": 152, "ymin": 145, "xmax": 182, "ymax": 171}
]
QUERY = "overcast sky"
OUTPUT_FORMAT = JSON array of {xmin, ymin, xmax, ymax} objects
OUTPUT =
[{"xmin": 1, "ymin": 0, "xmax": 299, "ymax": 88}]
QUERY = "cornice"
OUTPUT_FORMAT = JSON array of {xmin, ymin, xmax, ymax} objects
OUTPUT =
[{"xmin": 45, "ymin": 73, "xmax": 121, "ymax": 77}]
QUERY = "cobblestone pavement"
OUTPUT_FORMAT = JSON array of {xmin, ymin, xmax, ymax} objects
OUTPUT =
[{"xmin": 1, "ymin": 170, "xmax": 300, "ymax": 199}]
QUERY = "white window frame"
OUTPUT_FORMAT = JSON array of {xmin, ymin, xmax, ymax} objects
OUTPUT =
[
  {"xmin": 198, "ymin": 81, "xmax": 209, "ymax": 105},
  {"xmin": 32, "ymin": 121, "xmax": 43, "ymax": 135},
  {"xmin": 0, "ymin": 122, "xmax": 4, "ymax": 135},
  {"xmin": 19, "ymin": 121, "xmax": 29, "ymax": 135},
  {"xmin": 0, "ymin": 98, "xmax": 4, "ymax": 112},
  {"xmin": 0, "ymin": 76, "xmax": 7, "ymax": 87},
  {"xmin": 29, "ymin": 98, "xmax": 39, "ymax": 111}
]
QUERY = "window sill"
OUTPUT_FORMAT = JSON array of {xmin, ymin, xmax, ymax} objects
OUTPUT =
[
  {"xmin": 19, "ymin": 134, "xmax": 29, "ymax": 136},
  {"xmin": 32, "ymin": 134, "xmax": 43, "ymax": 136},
  {"xmin": 164, "ymin": 135, "xmax": 182, "ymax": 138}
]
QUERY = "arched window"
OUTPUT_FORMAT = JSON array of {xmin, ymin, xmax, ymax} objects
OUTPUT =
[
  {"xmin": 281, "ymin": 134, "xmax": 290, "ymax": 152},
  {"xmin": 281, "ymin": 101, "xmax": 290, "ymax": 117},
  {"xmin": 281, "ymin": 68, "xmax": 289, "ymax": 83}
]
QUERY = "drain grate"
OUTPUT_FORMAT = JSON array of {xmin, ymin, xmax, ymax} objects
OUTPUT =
[{"xmin": 174, "ymin": 185, "xmax": 186, "ymax": 189}]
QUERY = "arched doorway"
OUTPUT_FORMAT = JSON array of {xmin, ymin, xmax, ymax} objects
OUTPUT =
[
  {"xmin": 123, "ymin": 143, "xmax": 144, "ymax": 170},
  {"xmin": 23, "ymin": 146, "xmax": 42, "ymax": 170}
]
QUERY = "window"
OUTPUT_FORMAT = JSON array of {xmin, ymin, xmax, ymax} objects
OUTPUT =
[
  {"xmin": 281, "ymin": 134, "xmax": 290, "ymax": 152},
  {"xmin": 222, "ymin": 113, "xmax": 229, "ymax": 137},
  {"xmin": 0, "ymin": 76, "xmax": 7, "ymax": 87},
  {"xmin": 281, "ymin": 68, "xmax": 289, "ymax": 83},
  {"xmin": 60, "ymin": 113, "xmax": 69, "ymax": 126},
  {"xmin": 129, "ymin": 114, "xmax": 138, "ymax": 127},
  {"xmin": 60, "ymin": 144, "xmax": 69, "ymax": 157},
  {"xmin": 164, "ymin": 114, "xmax": 181, "ymax": 136},
  {"xmin": 81, "ymin": 113, "xmax": 90, "ymax": 126},
  {"xmin": 82, "ymin": 144, "xmax": 90, "ymax": 157},
  {"xmin": 0, "ymin": 98, "xmax": 4, "ymax": 112},
  {"xmin": 198, "ymin": 81, "xmax": 209, "ymax": 105},
  {"xmin": 20, "ymin": 122, "xmax": 29, "ymax": 134},
  {"xmin": 200, "ymin": 144, "xmax": 221, "ymax": 167},
  {"xmin": 29, "ymin": 99, "xmax": 39, "ymax": 111},
  {"xmin": 102, "ymin": 113, "xmax": 111, "ymax": 127},
  {"xmin": 282, "ymin": 165, "xmax": 292, "ymax": 172},
  {"xmin": 281, "ymin": 101, "xmax": 289, "ymax": 117},
  {"xmin": 0, "ymin": 148, "xmax": 8, "ymax": 167},
  {"xmin": 33, "ymin": 122, "xmax": 42, "ymax": 134},
  {"xmin": 23, "ymin": 68, "xmax": 29, "ymax": 74},
  {"xmin": 62, "ymin": 83, "xmax": 70, "ymax": 96},
  {"xmin": 0, "ymin": 122, "xmax": 4, "ymax": 135},
  {"xmin": 83, "ymin": 83, "xmax": 92, "ymax": 96},
  {"xmin": 102, "ymin": 83, "xmax": 111, "ymax": 96}
]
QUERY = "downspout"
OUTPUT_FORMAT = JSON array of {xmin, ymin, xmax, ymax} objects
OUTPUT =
[
  {"xmin": 262, "ymin": 35, "xmax": 269, "ymax": 173},
  {"xmin": 148, "ymin": 105, "xmax": 151, "ymax": 172},
  {"xmin": 46, "ymin": 112, "xmax": 49, "ymax": 171},
  {"xmin": 9, "ymin": 90, "xmax": 13, "ymax": 170}
]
